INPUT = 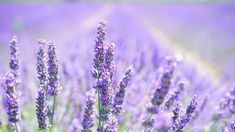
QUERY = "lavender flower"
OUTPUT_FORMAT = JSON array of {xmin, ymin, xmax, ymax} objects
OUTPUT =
[
  {"xmin": 36, "ymin": 39, "xmax": 47, "ymax": 91},
  {"xmin": 172, "ymin": 96, "xmax": 198, "ymax": 131},
  {"xmin": 147, "ymin": 57, "xmax": 177, "ymax": 114},
  {"xmin": 47, "ymin": 42, "xmax": 61, "ymax": 96},
  {"xmin": 112, "ymin": 65, "xmax": 133, "ymax": 116},
  {"xmin": 81, "ymin": 90, "xmax": 95, "ymax": 132},
  {"xmin": 172, "ymin": 103, "xmax": 182, "ymax": 124},
  {"xmin": 9, "ymin": 36, "xmax": 20, "ymax": 77},
  {"xmin": 104, "ymin": 43, "xmax": 116, "ymax": 79},
  {"xmin": 36, "ymin": 89, "xmax": 49, "ymax": 129},
  {"xmin": 3, "ymin": 72, "xmax": 21, "ymax": 129},
  {"xmin": 92, "ymin": 21, "xmax": 107, "ymax": 80},
  {"xmin": 99, "ymin": 70, "xmax": 112, "ymax": 121},
  {"xmin": 164, "ymin": 81, "xmax": 185, "ymax": 110}
]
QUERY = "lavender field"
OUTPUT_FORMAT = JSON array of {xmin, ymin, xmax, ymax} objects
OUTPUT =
[{"xmin": 0, "ymin": 4, "xmax": 235, "ymax": 132}]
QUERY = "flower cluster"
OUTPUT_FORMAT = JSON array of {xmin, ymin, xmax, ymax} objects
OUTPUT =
[
  {"xmin": 47, "ymin": 42, "xmax": 61, "ymax": 96},
  {"xmin": 3, "ymin": 72, "xmax": 21, "ymax": 126},
  {"xmin": 9, "ymin": 36, "xmax": 20, "ymax": 77},
  {"xmin": 81, "ymin": 90, "xmax": 95, "ymax": 132},
  {"xmin": 164, "ymin": 81, "xmax": 185, "ymax": 110},
  {"xmin": 147, "ymin": 57, "xmax": 177, "ymax": 114},
  {"xmin": 36, "ymin": 89, "xmax": 49, "ymax": 129},
  {"xmin": 171, "ymin": 96, "xmax": 198, "ymax": 131},
  {"xmin": 112, "ymin": 65, "xmax": 133, "ymax": 116},
  {"xmin": 36, "ymin": 39, "xmax": 47, "ymax": 91}
]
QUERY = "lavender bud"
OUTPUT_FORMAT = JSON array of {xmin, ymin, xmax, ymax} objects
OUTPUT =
[
  {"xmin": 92, "ymin": 21, "xmax": 107, "ymax": 79},
  {"xmin": 3, "ymin": 72, "xmax": 21, "ymax": 124},
  {"xmin": 147, "ymin": 57, "xmax": 177, "ymax": 114},
  {"xmin": 47, "ymin": 42, "xmax": 61, "ymax": 96},
  {"xmin": 9, "ymin": 36, "xmax": 20, "ymax": 77},
  {"xmin": 99, "ymin": 70, "xmax": 112, "ymax": 121},
  {"xmin": 104, "ymin": 43, "xmax": 116, "ymax": 79},
  {"xmin": 165, "ymin": 81, "xmax": 185, "ymax": 110},
  {"xmin": 36, "ymin": 39, "xmax": 47, "ymax": 91},
  {"xmin": 175, "ymin": 96, "xmax": 198, "ymax": 130},
  {"xmin": 81, "ymin": 90, "xmax": 95, "ymax": 131},
  {"xmin": 112, "ymin": 65, "xmax": 133, "ymax": 116},
  {"xmin": 36, "ymin": 89, "xmax": 49, "ymax": 129}
]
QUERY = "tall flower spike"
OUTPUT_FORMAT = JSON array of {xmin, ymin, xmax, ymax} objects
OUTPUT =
[
  {"xmin": 104, "ymin": 43, "xmax": 116, "ymax": 79},
  {"xmin": 9, "ymin": 36, "xmax": 20, "ymax": 77},
  {"xmin": 105, "ymin": 116, "xmax": 118, "ymax": 132},
  {"xmin": 164, "ymin": 81, "xmax": 185, "ymax": 110},
  {"xmin": 92, "ymin": 21, "xmax": 107, "ymax": 80},
  {"xmin": 81, "ymin": 90, "xmax": 95, "ymax": 132},
  {"xmin": 36, "ymin": 39, "xmax": 47, "ymax": 91},
  {"xmin": 3, "ymin": 72, "xmax": 21, "ymax": 129},
  {"xmin": 47, "ymin": 42, "xmax": 61, "ymax": 96},
  {"xmin": 112, "ymin": 65, "xmax": 133, "ymax": 116},
  {"xmin": 174, "ymin": 96, "xmax": 198, "ymax": 131},
  {"xmin": 147, "ymin": 57, "xmax": 177, "ymax": 114},
  {"xmin": 36, "ymin": 88, "xmax": 49, "ymax": 129}
]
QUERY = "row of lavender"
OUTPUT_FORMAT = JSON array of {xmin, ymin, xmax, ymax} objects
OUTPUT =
[{"xmin": 0, "ymin": 21, "xmax": 234, "ymax": 132}]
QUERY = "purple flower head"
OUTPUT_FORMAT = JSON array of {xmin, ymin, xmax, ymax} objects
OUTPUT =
[
  {"xmin": 36, "ymin": 39, "xmax": 47, "ymax": 91},
  {"xmin": 164, "ymin": 81, "xmax": 185, "ymax": 110},
  {"xmin": 47, "ymin": 42, "xmax": 61, "ymax": 96},
  {"xmin": 3, "ymin": 72, "xmax": 21, "ymax": 124},
  {"xmin": 36, "ymin": 88, "xmax": 49, "ymax": 129},
  {"xmin": 147, "ymin": 57, "xmax": 177, "ymax": 114},
  {"xmin": 9, "ymin": 36, "xmax": 20, "ymax": 77},
  {"xmin": 99, "ymin": 70, "xmax": 112, "ymax": 121},
  {"xmin": 172, "ymin": 102, "xmax": 182, "ymax": 124},
  {"xmin": 92, "ymin": 21, "xmax": 107, "ymax": 79},
  {"xmin": 174, "ymin": 96, "xmax": 198, "ymax": 131},
  {"xmin": 81, "ymin": 90, "xmax": 95, "ymax": 131},
  {"xmin": 112, "ymin": 65, "xmax": 133, "ymax": 116},
  {"xmin": 104, "ymin": 43, "xmax": 116, "ymax": 79}
]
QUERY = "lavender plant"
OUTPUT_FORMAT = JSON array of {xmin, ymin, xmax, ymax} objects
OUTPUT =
[
  {"xmin": 81, "ymin": 90, "xmax": 95, "ymax": 132},
  {"xmin": 112, "ymin": 65, "xmax": 133, "ymax": 116},
  {"xmin": 46, "ymin": 42, "xmax": 62, "ymax": 131},
  {"xmin": 35, "ymin": 39, "xmax": 49, "ymax": 130}
]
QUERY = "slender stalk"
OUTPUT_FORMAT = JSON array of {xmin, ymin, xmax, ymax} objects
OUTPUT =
[
  {"xmin": 14, "ymin": 123, "xmax": 19, "ymax": 132},
  {"xmin": 98, "ymin": 90, "xmax": 102, "ymax": 128},
  {"xmin": 50, "ymin": 96, "xmax": 56, "ymax": 132}
]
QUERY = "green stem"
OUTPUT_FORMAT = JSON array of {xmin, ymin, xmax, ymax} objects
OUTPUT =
[
  {"xmin": 14, "ymin": 123, "xmax": 19, "ymax": 132},
  {"xmin": 50, "ymin": 96, "xmax": 56, "ymax": 132},
  {"xmin": 97, "ymin": 90, "xmax": 102, "ymax": 128}
]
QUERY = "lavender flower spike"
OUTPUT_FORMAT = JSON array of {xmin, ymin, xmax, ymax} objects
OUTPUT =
[
  {"xmin": 9, "ymin": 36, "xmax": 20, "ymax": 77},
  {"xmin": 3, "ymin": 72, "xmax": 21, "ymax": 130},
  {"xmin": 36, "ymin": 88, "xmax": 49, "ymax": 129},
  {"xmin": 47, "ymin": 42, "xmax": 61, "ymax": 96},
  {"xmin": 104, "ymin": 43, "xmax": 116, "ymax": 79},
  {"xmin": 92, "ymin": 21, "xmax": 107, "ymax": 80},
  {"xmin": 173, "ymin": 96, "xmax": 198, "ymax": 131},
  {"xmin": 36, "ymin": 39, "xmax": 47, "ymax": 91},
  {"xmin": 112, "ymin": 65, "xmax": 133, "ymax": 116},
  {"xmin": 81, "ymin": 90, "xmax": 95, "ymax": 132},
  {"xmin": 164, "ymin": 81, "xmax": 185, "ymax": 110},
  {"xmin": 147, "ymin": 57, "xmax": 177, "ymax": 114}
]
